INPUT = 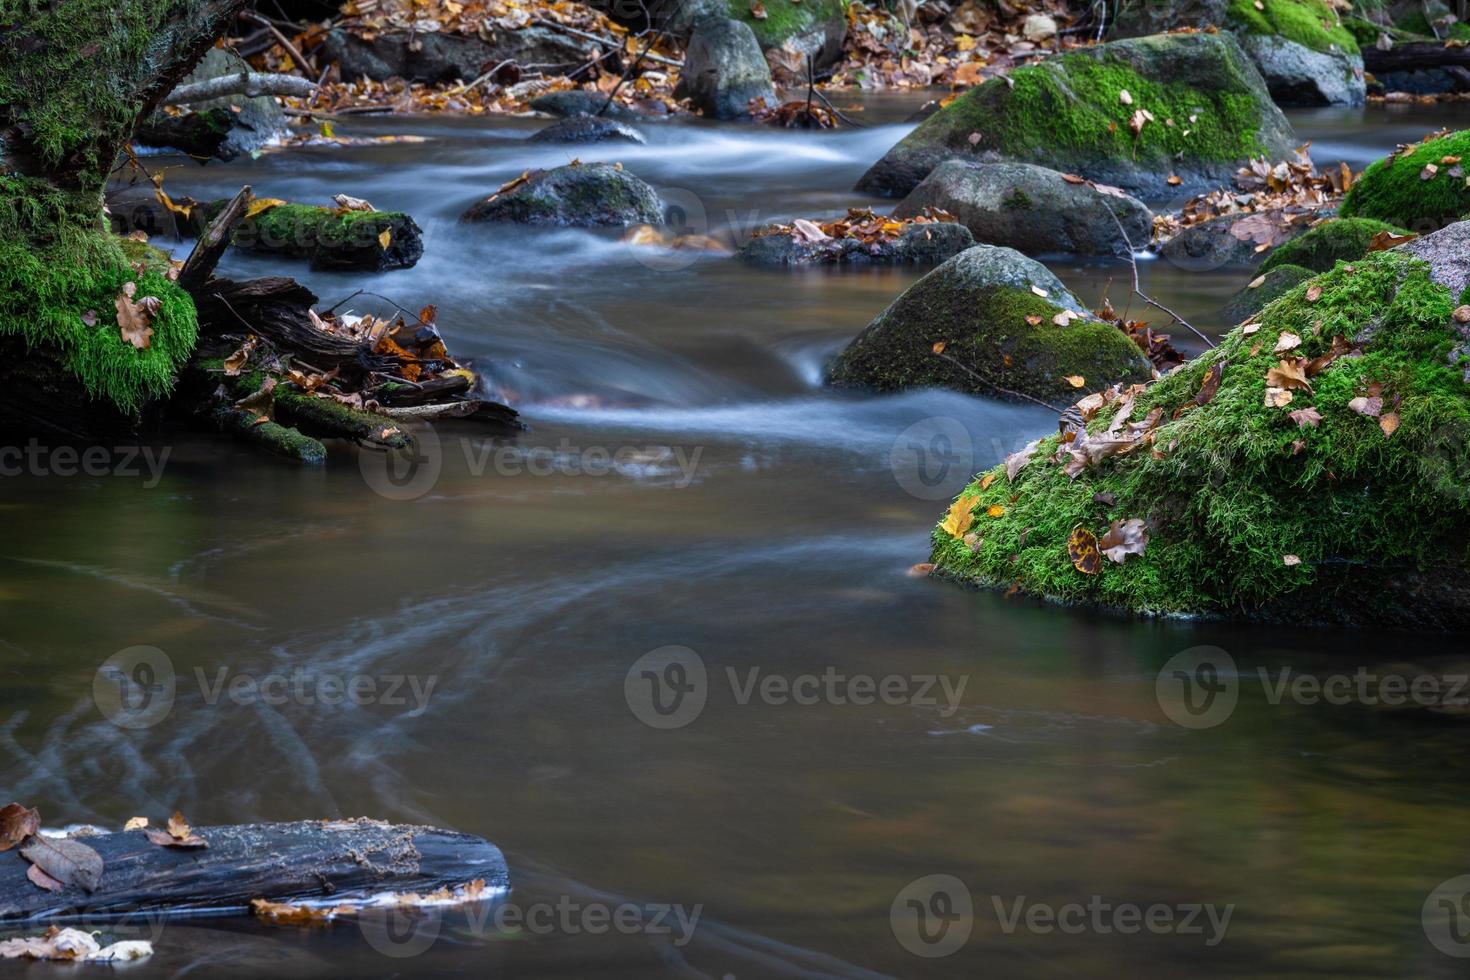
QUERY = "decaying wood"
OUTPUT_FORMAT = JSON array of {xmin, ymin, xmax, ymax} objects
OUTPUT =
[
  {"xmin": 162, "ymin": 71, "xmax": 317, "ymax": 106},
  {"xmin": 0, "ymin": 820, "xmax": 507, "ymax": 921},
  {"xmin": 1364, "ymin": 41, "xmax": 1470, "ymax": 74},
  {"xmin": 178, "ymin": 185, "xmax": 252, "ymax": 294}
]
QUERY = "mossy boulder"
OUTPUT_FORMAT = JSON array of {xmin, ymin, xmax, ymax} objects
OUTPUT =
[
  {"xmin": 1225, "ymin": 0, "xmax": 1365, "ymax": 106},
  {"xmin": 461, "ymin": 163, "xmax": 663, "ymax": 227},
  {"xmin": 673, "ymin": 17, "xmax": 778, "ymax": 120},
  {"xmin": 1218, "ymin": 262, "xmax": 1314, "ymax": 323},
  {"xmin": 656, "ymin": 0, "xmax": 847, "ymax": 69},
  {"xmin": 528, "ymin": 116, "xmax": 645, "ymax": 145},
  {"xmin": 214, "ymin": 203, "xmax": 423, "ymax": 272},
  {"xmin": 891, "ymin": 160, "xmax": 1153, "ymax": 258},
  {"xmin": 855, "ymin": 31, "xmax": 1298, "ymax": 201},
  {"xmin": 1341, "ymin": 130, "xmax": 1470, "ymax": 234},
  {"xmin": 739, "ymin": 220, "xmax": 974, "ymax": 267},
  {"xmin": 825, "ymin": 245, "xmax": 1153, "ymax": 404},
  {"xmin": 1258, "ymin": 216, "xmax": 1410, "ymax": 274},
  {"xmin": 930, "ymin": 220, "xmax": 1470, "ymax": 628}
]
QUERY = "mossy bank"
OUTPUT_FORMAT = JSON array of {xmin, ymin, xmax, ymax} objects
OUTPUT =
[
  {"xmin": 855, "ymin": 31, "xmax": 1298, "ymax": 200},
  {"xmin": 1342, "ymin": 130, "xmax": 1470, "ymax": 234},
  {"xmin": 929, "ymin": 222, "xmax": 1470, "ymax": 628}
]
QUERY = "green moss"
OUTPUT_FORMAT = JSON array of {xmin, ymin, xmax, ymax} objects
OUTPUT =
[
  {"xmin": 1341, "ymin": 130, "xmax": 1470, "ymax": 233},
  {"xmin": 727, "ymin": 0, "xmax": 846, "ymax": 50},
  {"xmin": 1259, "ymin": 217, "xmax": 1410, "ymax": 274},
  {"xmin": 932, "ymin": 250, "xmax": 1470, "ymax": 619},
  {"xmin": 828, "ymin": 284, "xmax": 1152, "ymax": 403},
  {"xmin": 1220, "ymin": 263, "xmax": 1314, "ymax": 324},
  {"xmin": 0, "ymin": 180, "xmax": 195, "ymax": 414},
  {"xmin": 1003, "ymin": 189, "xmax": 1034, "ymax": 211},
  {"xmin": 1226, "ymin": 0, "xmax": 1359, "ymax": 54},
  {"xmin": 1396, "ymin": 10, "xmax": 1470, "ymax": 40}
]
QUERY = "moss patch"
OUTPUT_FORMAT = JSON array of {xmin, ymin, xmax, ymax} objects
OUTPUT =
[
  {"xmin": 726, "ymin": 0, "xmax": 845, "ymax": 49},
  {"xmin": 0, "ymin": 179, "xmax": 195, "ymax": 415},
  {"xmin": 1341, "ymin": 130, "xmax": 1470, "ymax": 233},
  {"xmin": 1220, "ymin": 262, "xmax": 1315, "ymax": 324},
  {"xmin": 1259, "ymin": 217, "xmax": 1410, "ymax": 273},
  {"xmin": 1226, "ymin": 0, "xmax": 1359, "ymax": 54},
  {"xmin": 931, "ymin": 250, "xmax": 1470, "ymax": 620},
  {"xmin": 224, "ymin": 203, "xmax": 422, "ymax": 271}
]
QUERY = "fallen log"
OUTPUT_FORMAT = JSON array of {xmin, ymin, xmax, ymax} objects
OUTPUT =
[
  {"xmin": 1364, "ymin": 40, "xmax": 1470, "ymax": 73},
  {"xmin": 0, "ymin": 820, "xmax": 507, "ymax": 921}
]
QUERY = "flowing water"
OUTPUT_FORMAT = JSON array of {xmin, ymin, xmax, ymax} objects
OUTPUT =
[{"xmin": 4, "ymin": 95, "xmax": 1470, "ymax": 977}]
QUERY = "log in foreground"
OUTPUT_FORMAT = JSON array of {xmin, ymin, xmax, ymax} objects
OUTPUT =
[{"xmin": 0, "ymin": 820, "xmax": 507, "ymax": 921}]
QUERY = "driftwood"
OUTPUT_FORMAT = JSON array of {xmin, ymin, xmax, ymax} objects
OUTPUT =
[
  {"xmin": 177, "ymin": 185, "xmax": 250, "ymax": 293},
  {"xmin": 1364, "ymin": 41, "xmax": 1470, "ymax": 73},
  {"xmin": 162, "ymin": 71, "xmax": 316, "ymax": 105},
  {"xmin": 0, "ymin": 820, "xmax": 507, "ymax": 921}
]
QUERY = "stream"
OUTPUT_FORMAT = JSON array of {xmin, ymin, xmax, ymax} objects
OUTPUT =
[{"xmin": 4, "ymin": 94, "xmax": 1470, "ymax": 977}]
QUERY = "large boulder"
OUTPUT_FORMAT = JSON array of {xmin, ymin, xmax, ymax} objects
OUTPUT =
[
  {"xmin": 1257, "ymin": 216, "xmax": 1410, "ymax": 273},
  {"xmin": 321, "ymin": 27, "xmax": 593, "ymax": 83},
  {"xmin": 739, "ymin": 220, "xmax": 974, "ymax": 267},
  {"xmin": 673, "ymin": 17, "xmax": 778, "ymax": 120},
  {"xmin": 825, "ymin": 245, "xmax": 1153, "ymax": 403},
  {"xmin": 461, "ymin": 162, "xmax": 663, "ymax": 227},
  {"xmin": 1226, "ymin": 0, "xmax": 1365, "ymax": 106},
  {"xmin": 891, "ymin": 161, "xmax": 1153, "ymax": 258},
  {"xmin": 855, "ymin": 32, "xmax": 1297, "ymax": 201},
  {"xmin": 929, "ymin": 220, "xmax": 1470, "ymax": 628},
  {"xmin": 1341, "ymin": 130, "xmax": 1470, "ymax": 234},
  {"xmin": 135, "ymin": 49, "xmax": 285, "ymax": 160},
  {"xmin": 632, "ymin": 0, "xmax": 846, "ymax": 71}
]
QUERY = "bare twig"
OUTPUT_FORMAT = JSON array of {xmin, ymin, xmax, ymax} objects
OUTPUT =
[
  {"xmin": 241, "ymin": 10, "xmax": 313, "ymax": 76},
  {"xmin": 933, "ymin": 350, "xmax": 1065, "ymax": 413},
  {"xmin": 165, "ymin": 71, "xmax": 316, "ymax": 105},
  {"xmin": 811, "ymin": 86, "xmax": 866, "ymax": 127},
  {"xmin": 598, "ymin": 27, "xmax": 668, "ymax": 116},
  {"xmin": 462, "ymin": 59, "xmax": 516, "ymax": 95},
  {"xmin": 1104, "ymin": 204, "xmax": 1216, "ymax": 349}
]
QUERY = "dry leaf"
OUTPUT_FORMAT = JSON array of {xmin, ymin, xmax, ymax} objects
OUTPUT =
[
  {"xmin": 245, "ymin": 197, "xmax": 287, "ymax": 218},
  {"xmin": 1098, "ymin": 518, "xmax": 1149, "ymax": 564},
  {"xmin": 377, "ymin": 228, "xmax": 392, "ymax": 250},
  {"xmin": 1024, "ymin": 315, "xmax": 1043, "ymax": 326},
  {"xmin": 1305, "ymin": 285, "xmax": 1322, "ymax": 303},
  {"xmin": 790, "ymin": 217, "xmax": 830, "ymax": 243},
  {"xmin": 1266, "ymin": 358, "xmax": 1312, "ymax": 391},
  {"xmin": 1195, "ymin": 362, "xmax": 1223, "ymax": 406},
  {"xmin": 1379, "ymin": 411, "xmax": 1400, "ymax": 438},
  {"xmin": 931, "ymin": 341, "xmax": 946, "ymax": 354},
  {"xmin": 750, "ymin": 0, "xmax": 767, "ymax": 17},
  {"xmin": 1063, "ymin": 375, "xmax": 1085, "ymax": 388},
  {"xmin": 123, "ymin": 816, "xmax": 148, "ymax": 831},
  {"xmin": 115, "ymin": 282, "xmax": 157, "ymax": 351},
  {"xmin": 0, "ymin": 803, "xmax": 40, "ymax": 851},
  {"xmin": 1246, "ymin": 276, "xmax": 1266, "ymax": 290},
  {"xmin": 941, "ymin": 493, "xmax": 979, "ymax": 538},
  {"xmin": 1119, "ymin": 89, "xmax": 1133, "ymax": 105},
  {"xmin": 27, "ymin": 864, "xmax": 64, "ymax": 893},
  {"xmin": 251, "ymin": 898, "xmax": 353, "ymax": 925},
  {"xmin": 332, "ymin": 194, "xmax": 374, "ymax": 212},
  {"xmin": 1348, "ymin": 394, "xmax": 1383, "ymax": 417},
  {"xmin": 986, "ymin": 503, "xmax": 1005, "ymax": 518},
  {"xmin": 1454, "ymin": 305, "xmax": 1470, "ymax": 324},
  {"xmin": 20, "ymin": 835, "xmax": 103, "ymax": 892},
  {"xmin": 1367, "ymin": 229, "xmax": 1416, "ymax": 252},
  {"xmin": 1167, "ymin": 174, "xmax": 1182, "ymax": 186},
  {"xmin": 1264, "ymin": 386, "xmax": 1294, "ymax": 408},
  {"xmin": 1288, "ymin": 406, "xmax": 1322, "ymax": 428},
  {"xmin": 1273, "ymin": 331, "xmax": 1301, "ymax": 353},
  {"xmin": 1282, "ymin": 554, "xmax": 1301, "ymax": 566},
  {"xmin": 1067, "ymin": 525, "xmax": 1102, "ymax": 575},
  {"xmin": 1003, "ymin": 439, "xmax": 1040, "ymax": 481},
  {"xmin": 1030, "ymin": 285, "xmax": 1049, "ymax": 298}
]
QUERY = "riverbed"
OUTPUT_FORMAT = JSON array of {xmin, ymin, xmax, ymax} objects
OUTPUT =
[{"xmin": 4, "ymin": 95, "xmax": 1470, "ymax": 977}]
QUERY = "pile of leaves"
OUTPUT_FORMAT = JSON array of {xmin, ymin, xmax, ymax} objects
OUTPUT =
[
  {"xmin": 1154, "ymin": 146, "xmax": 1357, "ymax": 249},
  {"xmin": 751, "ymin": 206, "xmax": 957, "ymax": 244},
  {"xmin": 825, "ymin": 0, "xmax": 1091, "ymax": 90},
  {"xmin": 751, "ymin": 97, "xmax": 838, "ymax": 129},
  {"xmin": 1094, "ymin": 296, "xmax": 1185, "ymax": 373}
]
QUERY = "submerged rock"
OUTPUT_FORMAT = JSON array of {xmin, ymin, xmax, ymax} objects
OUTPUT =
[
  {"xmin": 1158, "ymin": 209, "xmax": 1318, "ymax": 272},
  {"xmin": 825, "ymin": 245, "xmax": 1152, "ymax": 403},
  {"xmin": 739, "ymin": 221, "xmax": 974, "ymax": 267},
  {"xmin": 1218, "ymin": 262, "xmax": 1314, "ymax": 323},
  {"xmin": 892, "ymin": 161, "xmax": 1153, "ymax": 258},
  {"xmin": 461, "ymin": 162, "xmax": 663, "ymax": 227},
  {"xmin": 135, "ymin": 50, "xmax": 285, "ymax": 160},
  {"xmin": 674, "ymin": 17, "xmax": 778, "ymax": 120},
  {"xmin": 1258, "ymin": 216, "xmax": 1410, "ymax": 273},
  {"xmin": 1341, "ymin": 130, "xmax": 1470, "ymax": 234},
  {"xmin": 529, "ymin": 116, "xmax": 645, "ymax": 145},
  {"xmin": 855, "ymin": 31, "xmax": 1297, "ymax": 200},
  {"xmin": 1110, "ymin": 0, "xmax": 1228, "ymax": 37},
  {"xmin": 930, "ymin": 220, "xmax": 1470, "ymax": 628}
]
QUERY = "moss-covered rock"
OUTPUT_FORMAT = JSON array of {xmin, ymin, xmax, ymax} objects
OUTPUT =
[
  {"xmin": 135, "ymin": 49, "xmax": 286, "ymax": 160},
  {"xmin": 1111, "ymin": 0, "xmax": 1228, "ymax": 38},
  {"xmin": 825, "ymin": 245, "xmax": 1152, "ymax": 404},
  {"xmin": 739, "ymin": 220, "xmax": 974, "ymax": 267},
  {"xmin": 855, "ymin": 31, "xmax": 1297, "ymax": 200},
  {"xmin": 1218, "ymin": 262, "xmax": 1314, "ymax": 323},
  {"xmin": 892, "ymin": 160, "xmax": 1153, "ymax": 258},
  {"xmin": 226, "ymin": 203, "xmax": 423, "ymax": 272},
  {"xmin": 656, "ymin": 0, "xmax": 847, "ymax": 69},
  {"xmin": 1258, "ymin": 216, "xmax": 1410, "ymax": 273},
  {"xmin": 1226, "ymin": 0, "xmax": 1359, "ymax": 54},
  {"xmin": 1341, "ymin": 130, "xmax": 1470, "ymax": 234},
  {"xmin": 930, "ymin": 221, "xmax": 1470, "ymax": 628},
  {"xmin": 461, "ymin": 162, "xmax": 663, "ymax": 227}
]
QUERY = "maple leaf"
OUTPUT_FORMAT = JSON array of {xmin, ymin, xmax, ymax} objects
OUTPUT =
[
  {"xmin": 1067, "ymin": 525, "xmax": 1102, "ymax": 575},
  {"xmin": 1098, "ymin": 518, "xmax": 1149, "ymax": 564},
  {"xmin": 115, "ymin": 282, "xmax": 158, "ymax": 350},
  {"xmin": 941, "ymin": 493, "xmax": 979, "ymax": 538},
  {"xmin": 1265, "ymin": 358, "xmax": 1312, "ymax": 391},
  {"xmin": 1288, "ymin": 406, "xmax": 1322, "ymax": 428}
]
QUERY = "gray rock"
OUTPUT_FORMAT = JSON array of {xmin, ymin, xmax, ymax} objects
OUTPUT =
[
  {"xmin": 855, "ymin": 32, "xmax": 1297, "ymax": 201},
  {"xmin": 137, "ymin": 49, "xmax": 285, "ymax": 160},
  {"xmin": 825, "ymin": 245, "xmax": 1153, "ymax": 402},
  {"xmin": 1158, "ymin": 208, "xmax": 1317, "ymax": 272},
  {"xmin": 1111, "ymin": 0, "xmax": 1228, "ymax": 37},
  {"xmin": 461, "ymin": 162, "xmax": 663, "ymax": 227},
  {"xmin": 528, "ymin": 90, "xmax": 661, "ymax": 123},
  {"xmin": 673, "ymin": 17, "xmax": 778, "ymax": 120},
  {"xmin": 529, "ymin": 116, "xmax": 645, "ymax": 144},
  {"xmin": 739, "ymin": 221, "xmax": 974, "ymax": 267},
  {"xmin": 653, "ymin": 0, "xmax": 848, "ymax": 71},
  {"xmin": 892, "ymin": 161, "xmax": 1153, "ymax": 258},
  {"xmin": 1400, "ymin": 219, "xmax": 1470, "ymax": 295},
  {"xmin": 1237, "ymin": 33, "xmax": 1365, "ymax": 107},
  {"xmin": 321, "ymin": 27, "xmax": 593, "ymax": 83}
]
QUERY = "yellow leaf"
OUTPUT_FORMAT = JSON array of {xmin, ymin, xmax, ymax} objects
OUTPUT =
[
  {"xmin": 941, "ymin": 493, "xmax": 979, "ymax": 538},
  {"xmin": 979, "ymin": 472, "xmax": 996, "ymax": 491},
  {"xmin": 246, "ymin": 197, "xmax": 287, "ymax": 218},
  {"xmin": 378, "ymin": 228, "xmax": 392, "ymax": 250},
  {"xmin": 319, "ymin": 121, "xmax": 335, "ymax": 139},
  {"xmin": 123, "ymin": 816, "xmax": 148, "ymax": 831},
  {"xmin": 931, "ymin": 341, "xmax": 947, "ymax": 354},
  {"xmin": 1063, "ymin": 375, "xmax": 1085, "ymax": 388},
  {"xmin": 986, "ymin": 504, "xmax": 1005, "ymax": 518}
]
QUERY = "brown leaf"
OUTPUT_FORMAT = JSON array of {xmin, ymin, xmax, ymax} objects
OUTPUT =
[
  {"xmin": 1195, "ymin": 362, "xmax": 1223, "ymax": 407},
  {"xmin": 1246, "ymin": 275, "xmax": 1266, "ymax": 290},
  {"xmin": 27, "ymin": 864, "xmax": 64, "ymax": 893},
  {"xmin": 1282, "ymin": 554, "xmax": 1302, "ymax": 566},
  {"xmin": 1348, "ymin": 394, "xmax": 1383, "ymax": 417},
  {"xmin": 115, "ymin": 282, "xmax": 156, "ymax": 350},
  {"xmin": 749, "ymin": 0, "xmax": 767, "ymax": 17},
  {"xmin": 1367, "ymin": 229, "xmax": 1416, "ymax": 252},
  {"xmin": 907, "ymin": 562, "xmax": 935, "ymax": 577},
  {"xmin": 1062, "ymin": 374, "xmax": 1085, "ymax": 388},
  {"xmin": 1024, "ymin": 315, "xmax": 1043, "ymax": 326},
  {"xmin": 1305, "ymin": 285, "xmax": 1322, "ymax": 303},
  {"xmin": 20, "ymin": 835, "xmax": 103, "ymax": 892},
  {"xmin": 222, "ymin": 338, "xmax": 255, "ymax": 376},
  {"xmin": 1004, "ymin": 439, "xmax": 1040, "ymax": 481},
  {"xmin": 1264, "ymin": 386, "xmax": 1294, "ymax": 408},
  {"xmin": 1379, "ymin": 411, "xmax": 1400, "ymax": 438},
  {"xmin": 1455, "ymin": 305, "xmax": 1470, "ymax": 325},
  {"xmin": 0, "ymin": 803, "xmax": 40, "ymax": 851},
  {"xmin": 1266, "ymin": 358, "xmax": 1312, "ymax": 391},
  {"xmin": 234, "ymin": 376, "xmax": 277, "ymax": 417},
  {"xmin": 931, "ymin": 341, "xmax": 946, "ymax": 354},
  {"xmin": 1098, "ymin": 518, "xmax": 1149, "ymax": 564},
  {"xmin": 144, "ymin": 827, "xmax": 208, "ymax": 849},
  {"xmin": 1288, "ymin": 406, "xmax": 1322, "ymax": 428},
  {"xmin": 1067, "ymin": 525, "xmax": 1102, "ymax": 575},
  {"xmin": 331, "ymin": 194, "xmax": 374, "ymax": 212},
  {"xmin": 1273, "ymin": 331, "xmax": 1301, "ymax": 353},
  {"xmin": 1061, "ymin": 173, "xmax": 1087, "ymax": 184},
  {"xmin": 251, "ymin": 898, "xmax": 352, "ymax": 925},
  {"xmin": 123, "ymin": 816, "xmax": 148, "ymax": 831}
]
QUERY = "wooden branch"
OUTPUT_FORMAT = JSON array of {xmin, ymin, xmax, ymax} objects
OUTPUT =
[
  {"xmin": 178, "ymin": 185, "xmax": 251, "ymax": 294},
  {"xmin": 240, "ymin": 10, "xmax": 314, "ymax": 76},
  {"xmin": 0, "ymin": 821, "xmax": 507, "ymax": 920},
  {"xmin": 164, "ymin": 71, "xmax": 317, "ymax": 105},
  {"xmin": 1364, "ymin": 40, "xmax": 1470, "ymax": 73},
  {"xmin": 530, "ymin": 18, "xmax": 683, "ymax": 68}
]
